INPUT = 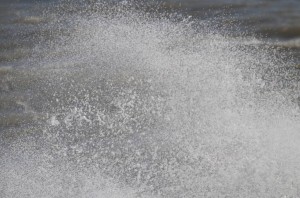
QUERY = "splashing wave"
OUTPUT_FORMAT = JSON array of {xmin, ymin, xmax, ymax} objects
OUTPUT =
[{"xmin": 1, "ymin": 1, "xmax": 300, "ymax": 197}]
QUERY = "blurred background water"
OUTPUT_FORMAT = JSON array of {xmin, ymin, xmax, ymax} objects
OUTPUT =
[{"xmin": 1, "ymin": 0, "xmax": 300, "ymax": 65}]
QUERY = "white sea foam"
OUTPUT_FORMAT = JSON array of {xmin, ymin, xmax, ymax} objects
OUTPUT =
[{"xmin": 1, "ymin": 1, "xmax": 300, "ymax": 197}]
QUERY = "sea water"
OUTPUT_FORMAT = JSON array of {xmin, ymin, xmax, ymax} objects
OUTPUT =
[{"xmin": 0, "ymin": 1, "xmax": 300, "ymax": 197}]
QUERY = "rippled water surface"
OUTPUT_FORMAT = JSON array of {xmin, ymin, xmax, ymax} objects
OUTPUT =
[{"xmin": 1, "ymin": 1, "xmax": 300, "ymax": 197}]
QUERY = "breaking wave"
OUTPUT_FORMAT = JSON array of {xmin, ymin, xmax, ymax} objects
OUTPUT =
[{"xmin": 1, "ymin": 1, "xmax": 300, "ymax": 197}]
